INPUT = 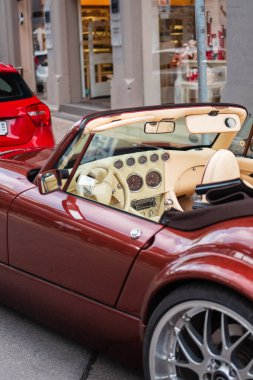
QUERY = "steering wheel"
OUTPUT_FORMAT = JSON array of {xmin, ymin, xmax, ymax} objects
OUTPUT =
[{"xmin": 76, "ymin": 161, "xmax": 130, "ymax": 211}]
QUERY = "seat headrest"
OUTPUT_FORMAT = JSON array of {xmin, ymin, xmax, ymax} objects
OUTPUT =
[{"xmin": 202, "ymin": 149, "xmax": 240, "ymax": 184}]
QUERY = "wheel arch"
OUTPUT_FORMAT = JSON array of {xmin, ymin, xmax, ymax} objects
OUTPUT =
[
  {"xmin": 142, "ymin": 255, "xmax": 253, "ymax": 325},
  {"xmin": 143, "ymin": 278, "xmax": 253, "ymax": 380}
]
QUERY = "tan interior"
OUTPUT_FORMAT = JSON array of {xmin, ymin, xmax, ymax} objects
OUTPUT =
[
  {"xmin": 62, "ymin": 105, "xmax": 251, "ymax": 221},
  {"xmin": 66, "ymin": 147, "xmax": 217, "ymax": 218},
  {"xmin": 202, "ymin": 149, "xmax": 241, "ymax": 184},
  {"xmin": 85, "ymin": 106, "xmax": 247, "ymax": 134},
  {"xmin": 64, "ymin": 146, "xmax": 253, "ymax": 220},
  {"xmin": 186, "ymin": 113, "xmax": 241, "ymax": 134},
  {"xmin": 68, "ymin": 149, "xmax": 166, "ymax": 219},
  {"xmin": 200, "ymin": 149, "xmax": 253, "ymax": 206},
  {"xmin": 237, "ymin": 156, "xmax": 253, "ymax": 187}
]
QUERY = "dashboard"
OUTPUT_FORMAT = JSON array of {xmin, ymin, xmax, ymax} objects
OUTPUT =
[
  {"xmin": 113, "ymin": 151, "xmax": 170, "ymax": 193},
  {"xmin": 110, "ymin": 150, "xmax": 168, "ymax": 218},
  {"xmin": 71, "ymin": 146, "xmax": 216, "ymax": 219}
]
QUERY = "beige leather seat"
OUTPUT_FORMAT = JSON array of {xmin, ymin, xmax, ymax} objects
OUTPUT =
[
  {"xmin": 202, "ymin": 149, "xmax": 240, "ymax": 184},
  {"xmin": 195, "ymin": 149, "xmax": 242, "ymax": 205},
  {"xmin": 168, "ymin": 149, "xmax": 243, "ymax": 212},
  {"xmin": 171, "ymin": 149, "xmax": 240, "ymax": 212}
]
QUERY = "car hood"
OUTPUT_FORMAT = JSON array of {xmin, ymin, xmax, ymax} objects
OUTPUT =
[{"xmin": 0, "ymin": 147, "xmax": 54, "ymax": 169}]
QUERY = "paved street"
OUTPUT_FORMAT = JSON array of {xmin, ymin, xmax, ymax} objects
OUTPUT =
[
  {"xmin": 0, "ymin": 113, "xmax": 143, "ymax": 380},
  {"xmin": 0, "ymin": 305, "xmax": 142, "ymax": 380}
]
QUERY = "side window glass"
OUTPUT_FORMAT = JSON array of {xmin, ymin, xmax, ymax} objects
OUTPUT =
[
  {"xmin": 56, "ymin": 133, "xmax": 88, "ymax": 170},
  {"xmin": 229, "ymin": 115, "xmax": 253, "ymax": 157},
  {"xmin": 66, "ymin": 133, "xmax": 165, "ymax": 223},
  {"xmin": 81, "ymin": 135, "xmax": 117, "ymax": 164},
  {"xmin": 53, "ymin": 133, "xmax": 89, "ymax": 190},
  {"xmin": 0, "ymin": 78, "xmax": 12, "ymax": 94},
  {"xmin": 0, "ymin": 73, "xmax": 29, "ymax": 100},
  {"xmin": 66, "ymin": 134, "xmax": 131, "ymax": 209}
]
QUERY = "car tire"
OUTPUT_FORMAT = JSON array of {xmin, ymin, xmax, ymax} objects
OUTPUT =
[{"xmin": 143, "ymin": 283, "xmax": 253, "ymax": 380}]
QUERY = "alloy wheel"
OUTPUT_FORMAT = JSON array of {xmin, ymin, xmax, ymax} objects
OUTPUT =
[{"xmin": 149, "ymin": 301, "xmax": 253, "ymax": 380}]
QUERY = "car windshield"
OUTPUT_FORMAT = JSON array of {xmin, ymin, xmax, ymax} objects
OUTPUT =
[
  {"xmin": 0, "ymin": 73, "xmax": 32, "ymax": 101},
  {"xmin": 92, "ymin": 117, "xmax": 218, "ymax": 149},
  {"xmin": 81, "ymin": 134, "xmax": 160, "ymax": 165}
]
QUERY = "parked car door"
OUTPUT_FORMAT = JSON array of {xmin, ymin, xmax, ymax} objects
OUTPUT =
[{"xmin": 8, "ymin": 188, "xmax": 162, "ymax": 306}]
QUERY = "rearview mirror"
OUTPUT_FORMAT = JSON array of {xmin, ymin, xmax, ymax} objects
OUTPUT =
[{"xmin": 144, "ymin": 119, "xmax": 175, "ymax": 134}]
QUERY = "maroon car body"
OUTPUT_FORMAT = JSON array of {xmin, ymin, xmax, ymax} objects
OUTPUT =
[{"xmin": 0, "ymin": 103, "xmax": 253, "ymax": 379}]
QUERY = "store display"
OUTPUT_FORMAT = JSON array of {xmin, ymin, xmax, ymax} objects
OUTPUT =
[
  {"xmin": 80, "ymin": 4, "xmax": 113, "ymax": 98},
  {"xmin": 157, "ymin": 0, "xmax": 227, "ymax": 104}
]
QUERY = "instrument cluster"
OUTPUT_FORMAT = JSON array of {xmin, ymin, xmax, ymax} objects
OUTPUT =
[{"xmin": 114, "ymin": 152, "xmax": 169, "ymax": 192}]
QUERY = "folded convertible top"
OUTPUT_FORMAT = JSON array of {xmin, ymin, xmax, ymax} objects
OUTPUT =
[{"xmin": 161, "ymin": 198, "xmax": 253, "ymax": 231}]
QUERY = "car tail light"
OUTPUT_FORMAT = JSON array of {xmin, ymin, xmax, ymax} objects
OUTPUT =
[{"xmin": 27, "ymin": 103, "xmax": 51, "ymax": 127}]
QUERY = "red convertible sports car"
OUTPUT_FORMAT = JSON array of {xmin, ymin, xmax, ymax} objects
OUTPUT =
[
  {"xmin": 0, "ymin": 103, "xmax": 253, "ymax": 380},
  {"xmin": 0, "ymin": 63, "xmax": 54, "ymax": 153}
]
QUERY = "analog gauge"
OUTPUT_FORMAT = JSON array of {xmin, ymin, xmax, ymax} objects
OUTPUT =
[
  {"xmin": 161, "ymin": 152, "xmax": 170, "ymax": 161},
  {"xmin": 150, "ymin": 153, "xmax": 159, "ymax": 163},
  {"xmin": 146, "ymin": 170, "xmax": 162, "ymax": 188},
  {"xmin": 138, "ymin": 155, "xmax": 147, "ymax": 165},
  {"xmin": 127, "ymin": 174, "xmax": 143, "ymax": 192},
  {"xmin": 114, "ymin": 160, "xmax": 123, "ymax": 169},
  {"xmin": 126, "ymin": 157, "xmax": 136, "ymax": 167}
]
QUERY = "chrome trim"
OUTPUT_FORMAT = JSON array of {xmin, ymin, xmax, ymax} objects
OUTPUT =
[{"xmin": 130, "ymin": 228, "xmax": 142, "ymax": 239}]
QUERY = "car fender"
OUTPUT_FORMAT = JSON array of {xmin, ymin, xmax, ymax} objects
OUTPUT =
[
  {"xmin": 141, "ymin": 251, "xmax": 253, "ymax": 321},
  {"xmin": 0, "ymin": 162, "xmax": 35, "ymax": 263}
]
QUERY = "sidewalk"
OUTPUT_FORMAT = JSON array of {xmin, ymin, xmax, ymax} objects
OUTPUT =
[
  {"xmin": 49, "ymin": 100, "xmax": 110, "ymax": 143},
  {"xmin": 37, "ymin": 91, "xmax": 111, "ymax": 140},
  {"xmin": 51, "ymin": 115, "xmax": 74, "ymax": 143}
]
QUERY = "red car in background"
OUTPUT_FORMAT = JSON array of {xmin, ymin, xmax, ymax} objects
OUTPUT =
[{"xmin": 0, "ymin": 63, "xmax": 54, "ymax": 154}]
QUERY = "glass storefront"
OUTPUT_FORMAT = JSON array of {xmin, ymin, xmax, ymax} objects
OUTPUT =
[
  {"xmin": 154, "ymin": 0, "xmax": 227, "ymax": 104},
  {"xmin": 79, "ymin": 0, "xmax": 113, "ymax": 99},
  {"xmin": 32, "ymin": 0, "xmax": 47, "ymax": 94}
]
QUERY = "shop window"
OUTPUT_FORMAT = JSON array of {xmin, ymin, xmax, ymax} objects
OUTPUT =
[
  {"xmin": 156, "ymin": 0, "xmax": 227, "ymax": 104},
  {"xmin": 80, "ymin": 1, "xmax": 113, "ymax": 99},
  {"xmin": 32, "ymin": 0, "xmax": 47, "ymax": 94}
]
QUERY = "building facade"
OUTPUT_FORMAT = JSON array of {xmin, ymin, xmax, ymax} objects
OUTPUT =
[{"xmin": 0, "ymin": 0, "xmax": 252, "ymax": 112}]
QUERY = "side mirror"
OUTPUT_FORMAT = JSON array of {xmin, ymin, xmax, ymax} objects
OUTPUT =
[{"xmin": 37, "ymin": 169, "xmax": 69, "ymax": 194}]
